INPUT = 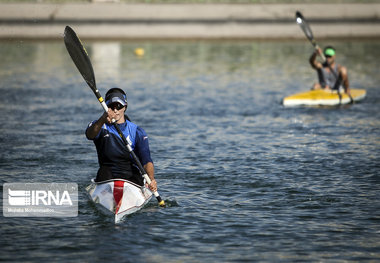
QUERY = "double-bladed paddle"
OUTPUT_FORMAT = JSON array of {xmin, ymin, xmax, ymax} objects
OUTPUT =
[
  {"xmin": 296, "ymin": 11, "xmax": 327, "ymax": 62},
  {"xmin": 63, "ymin": 25, "xmax": 165, "ymax": 207}
]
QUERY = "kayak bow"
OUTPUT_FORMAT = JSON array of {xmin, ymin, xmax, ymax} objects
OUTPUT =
[{"xmin": 86, "ymin": 179, "xmax": 153, "ymax": 223}]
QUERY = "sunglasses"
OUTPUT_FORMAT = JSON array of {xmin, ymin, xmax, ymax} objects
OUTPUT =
[
  {"xmin": 325, "ymin": 55, "xmax": 332, "ymax": 58},
  {"xmin": 109, "ymin": 103, "xmax": 124, "ymax": 111}
]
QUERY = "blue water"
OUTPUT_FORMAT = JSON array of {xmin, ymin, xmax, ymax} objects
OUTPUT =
[{"xmin": 0, "ymin": 40, "xmax": 379, "ymax": 262}]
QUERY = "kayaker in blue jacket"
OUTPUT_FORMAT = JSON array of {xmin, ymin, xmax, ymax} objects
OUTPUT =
[
  {"xmin": 86, "ymin": 88, "xmax": 158, "ymax": 193},
  {"xmin": 309, "ymin": 46, "xmax": 352, "ymax": 99}
]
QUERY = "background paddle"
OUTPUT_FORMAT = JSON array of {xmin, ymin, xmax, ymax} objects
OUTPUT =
[
  {"xmin": 63, "ymin": 26, "xmax": 165, "ymax": 207},
  {"xmin": 295, "ymin": 11, "xmax": 327, "ymax": 62}
]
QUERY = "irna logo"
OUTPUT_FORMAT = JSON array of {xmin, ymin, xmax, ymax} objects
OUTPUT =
[
  {"xmin": 8, "ymin": 188, "xmax": 73, "ymax": 206},
  {"xmin": 3, "ymin": 183, "xmax": 78, "ymax": 217}
]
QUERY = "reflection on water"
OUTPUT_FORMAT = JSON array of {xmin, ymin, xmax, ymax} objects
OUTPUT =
[
  {"xmin": 92, "ymin": 43, "xmax": 121, "ymax": 79},
  {"xmin": 0, "ymin": 39, "xmax": 379, "ymax": 262},
  {"xmin": 1, "ymin": 40, "xmax": 379, "ymax": 89}
]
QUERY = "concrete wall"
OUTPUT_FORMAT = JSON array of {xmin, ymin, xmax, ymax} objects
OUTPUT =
[{"xmin": 1, "ymin": 3, "xmax": 380, "ymax": 39}]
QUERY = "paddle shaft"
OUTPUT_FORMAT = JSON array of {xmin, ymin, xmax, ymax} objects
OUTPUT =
[{"xmin": 309, "ymin": 41, "xmax": 327, "ymax": 63}]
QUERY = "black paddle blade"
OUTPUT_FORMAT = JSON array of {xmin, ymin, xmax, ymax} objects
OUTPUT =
[
  {"xmin": 64, "ymin": 26, "xmax": 96, "ymax": 91},
  {"xmin": 295, "ymin": 11, "xmax": 314, "ymax": 43}
]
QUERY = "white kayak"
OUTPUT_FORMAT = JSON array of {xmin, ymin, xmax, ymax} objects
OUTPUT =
[
  {"xmin": 283, "ymin": 89, "xmax": 366, "ymax": 107},
  {"xmin": 86, "ymin": 179, "xmax": 153, "ymax": 223}
]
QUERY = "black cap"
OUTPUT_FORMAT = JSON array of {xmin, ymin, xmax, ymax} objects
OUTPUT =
[{"xmin": 105, "ymin": 88, "xmax": 127, "ymax": 106}]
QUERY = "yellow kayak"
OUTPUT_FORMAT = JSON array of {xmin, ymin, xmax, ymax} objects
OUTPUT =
[{"xmin": 283, "ymin": 89, "xmax": 366, "ymax": 107}]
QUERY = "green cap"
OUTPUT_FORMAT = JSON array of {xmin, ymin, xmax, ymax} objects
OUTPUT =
[{"xmin": 324, "ymin": 48, "xmax": 336, "ymax": 56}]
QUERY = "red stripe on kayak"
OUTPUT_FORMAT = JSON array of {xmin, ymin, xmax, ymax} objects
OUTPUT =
[{"xmin": 114, "ymin": 181, "xmax": 125, "ymax": 214}]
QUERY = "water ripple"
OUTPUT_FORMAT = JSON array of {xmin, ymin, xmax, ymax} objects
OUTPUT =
[{"xmin": 0, "ymin": 40, "xmax": 379, "ymax": 262}]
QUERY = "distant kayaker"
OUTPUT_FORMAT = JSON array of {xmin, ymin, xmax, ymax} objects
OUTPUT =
[
  {"xmin": 309, "ymin": 46, "xmax": 352, "ymax": 100},
  {"xmin": 86, "ymin": 87, "xmax": 158, "ymax": 193}
]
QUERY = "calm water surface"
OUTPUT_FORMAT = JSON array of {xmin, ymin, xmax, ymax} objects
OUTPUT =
[{"xmin": 0, "ymin": 40, "xmax": 379, "ymax": 262}]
